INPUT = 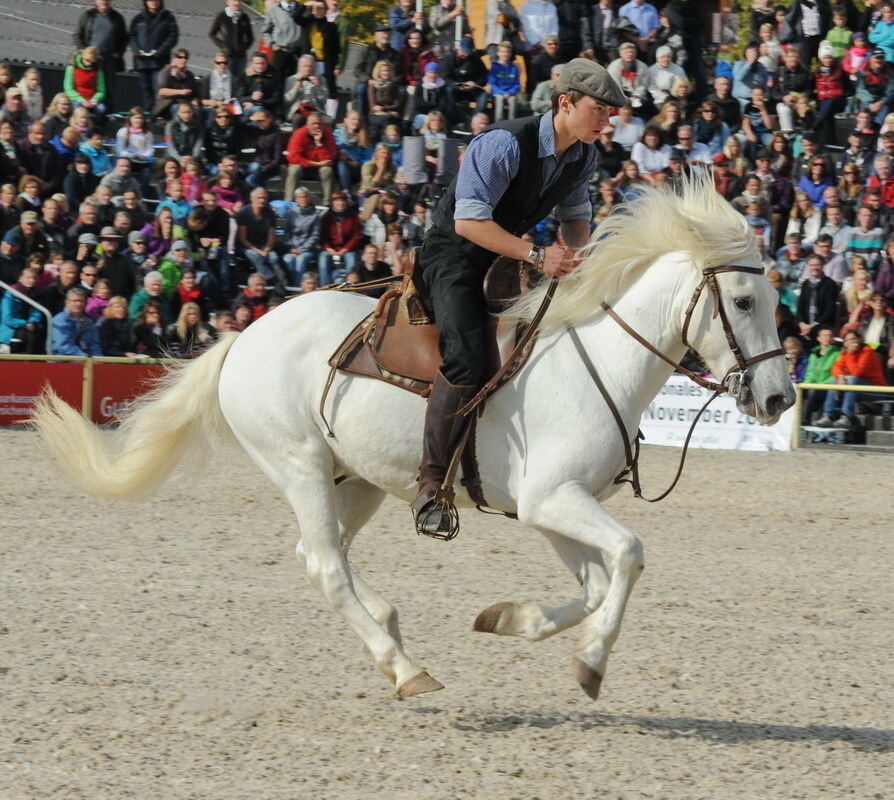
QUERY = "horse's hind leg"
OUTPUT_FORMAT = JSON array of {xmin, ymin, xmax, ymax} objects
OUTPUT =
[
  {"xmin": 474, "ymin": 532, "xmax": 610, "ymax": 642},
  {"xmin": 282, "ymin": 463, "xmax": 439, "ymax": 696},
  {"xmin": 297, "ymin": 477, "xmax": 402, "ymax": 647}
]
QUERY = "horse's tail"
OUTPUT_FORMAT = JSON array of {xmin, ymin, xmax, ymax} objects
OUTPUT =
[{"xmin": 31, "ymin": 333, "xmax": 239, "ymax": 500}]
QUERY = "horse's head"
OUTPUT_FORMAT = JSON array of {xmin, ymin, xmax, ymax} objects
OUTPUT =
[{"xmin": 682, "ymin": 258, "xmax": 795, "ymax": 425}]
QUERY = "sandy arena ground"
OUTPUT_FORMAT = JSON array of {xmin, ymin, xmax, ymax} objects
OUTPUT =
[{"xmin": 2, "ymin": 429, "xmax": 893, "ymax": 799}]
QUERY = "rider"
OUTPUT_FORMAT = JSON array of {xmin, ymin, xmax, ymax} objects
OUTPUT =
[{"xmin": 411, "ymin": 58, "xmax": 627, "ymax": 535}]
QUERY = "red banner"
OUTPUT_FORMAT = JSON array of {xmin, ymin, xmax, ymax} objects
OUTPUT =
[
  {"xmin": 91, "ymin": 362, "xmax": 166, "ymax": 424},
  {"xmin": 0, "ymin": 362, "xmax": 83, "ymax": 425}
]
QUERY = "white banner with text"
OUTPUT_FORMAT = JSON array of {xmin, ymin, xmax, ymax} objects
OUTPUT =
[{"xmin": 639, "ymin": 376, "xmax": 794, "ymax": 451}]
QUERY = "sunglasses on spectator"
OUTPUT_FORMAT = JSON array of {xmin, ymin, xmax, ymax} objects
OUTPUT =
[
  {"xmin": 700, "ymin": 108, "xmax": 714, "ymax": 113},
  {"xmin": 215, "ymin": 60, "xmax": 227, "ymax": 65},
  {"xmin": 82, "ymin": 271, "xmax": 97, "ymax": 277}
]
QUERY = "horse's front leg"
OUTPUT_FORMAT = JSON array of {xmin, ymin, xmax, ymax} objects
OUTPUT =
[
  {"xmin": 473, "ymin": 533, "xmax": 610, "ymax": 641},
  {"xmin": 520, "ymin": 482, "xmax": 645, "ymax": 700}
]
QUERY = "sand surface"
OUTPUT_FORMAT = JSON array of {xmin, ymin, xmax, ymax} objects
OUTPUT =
[{"xmin": 2, "ymin": 429, "xmax": 892, "ymax": 799}]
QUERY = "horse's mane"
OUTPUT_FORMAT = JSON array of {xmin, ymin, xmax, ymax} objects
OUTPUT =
[{"xmin": 505, "ymin": 172, "xmax": 759, "ymax": 333}]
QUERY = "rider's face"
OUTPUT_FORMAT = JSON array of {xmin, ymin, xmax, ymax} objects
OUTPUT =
[{"xmin": 563, "ymin": 96, "xmax": 611, "ymax": 145}]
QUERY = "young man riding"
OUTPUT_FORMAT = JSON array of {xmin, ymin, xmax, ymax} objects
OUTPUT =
[{"xmin": 411, "ymin": 58, "xmax": 626, "ymax": 535}]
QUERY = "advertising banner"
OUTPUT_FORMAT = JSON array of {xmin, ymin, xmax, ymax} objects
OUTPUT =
[
  {"xmin": 0, "ymin": 362, "xmax": 83, "ymax": 425},
  {"xmin": 91, "ymin": 362, "xmax": 165, "ymax": 424},
  {"xmin": 639, "ymin": 375, "xmax": 794, "ymax": 451}
]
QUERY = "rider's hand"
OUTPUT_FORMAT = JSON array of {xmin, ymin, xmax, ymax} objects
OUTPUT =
[{"xmin": 541, "ymin": 245, "xmax": 581, "ymax": 278}]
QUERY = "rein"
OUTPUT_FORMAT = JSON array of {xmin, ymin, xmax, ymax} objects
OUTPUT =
[{"xmin": 569, "ymin": 264, "xmax": 784, "ymax": 503}]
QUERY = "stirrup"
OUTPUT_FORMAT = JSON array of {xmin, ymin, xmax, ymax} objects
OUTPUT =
[{"xmin": 411, "ymin": 486, "xmax": 460, "ymax": 541}]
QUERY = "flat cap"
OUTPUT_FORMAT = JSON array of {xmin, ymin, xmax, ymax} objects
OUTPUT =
[
  {"xmin": 78, "ymin": 233, "xmax": 98, "ymax": 245},
  {"xmin": 555, "ymin": 58, "xmax": 626, "ymax": 108}
]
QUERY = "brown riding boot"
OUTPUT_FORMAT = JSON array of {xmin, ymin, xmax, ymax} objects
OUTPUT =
[{"xmin": 410, "ymin": 369, "xmax": 478, "ymax": 538}]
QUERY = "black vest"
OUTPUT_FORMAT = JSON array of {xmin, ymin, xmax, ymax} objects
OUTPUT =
[{"xmin": 425, "ymin": 114, "xmax": 592, "ymax": 272}]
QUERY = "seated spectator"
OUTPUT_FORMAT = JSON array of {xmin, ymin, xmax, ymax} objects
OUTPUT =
[
  {"xmin": 213, "ymin": 309, "xmax": 236, "ymax": 333},
  {"xmin": 363, "ymin": 191, "xmax": 401, "ymax": 248},
  {"xmin": 318, "ymin": 191, "xmax": 360, "ymax": 286},
  {"xmin": 100, "ymin": 156, "xmax": 142, "ymax": 202},
  {"xmin": 285, "ymin": 112, "xmax": 338, "ymax": 206},
  {"xmin": 238, "ymin": 51, "xmax": 280, "ymax": 117},
  {"xmin": 51, "ymin": 286, "xmax": 101, "ymax": 355},
  {"xmin": 0, "ymin": 89, "xmax": 32, "ymax": 140},
  {"xmin": 180, "ymin": 159, "xmax": 207, "ymax": 205},
  {"xmin": 819, "ymin": 203, "xmax": 852, "ymax": 252},
  {"xmin": 607, "ymin": 42, "xmax": 649, "ymax": 111},
  {"xmin": 869, "ymin": 3, "xmax": 894, "ymax": 65},
  {"xmin": 413, "ymin": 63, "xmax": 450, "ymax": 131},
  {"xmin": 856, "ymin": 47, "xmax": 894, "ymax": 125},
  {"xmin": 784, "ymin": 335, "xmax": 808, "ymax": 382},
  {"xmin": 199, "ymin": 52, "xmax": 237, "ymax": 125},
  {"xmin": 231, "ymin": 301, "xmax": 252, "ymax": 330},
  {"xmin": 155, "ymin": 156, "xmax": 181, "ymax": 200},
  {"xmin": 733, "ymin": 41, "xmax": 771, "ymax": 108},
  {"xmin": 787, "ymin": 191, "xmax": 822, "ymax": 248},
  {"xmin": 692, "ymin": 102, "xmax": 730, "ymax": 157},
  {"xmin": 383, "ymin": 221, "xmax": 410, "ymax": 273},
  {"xmin": 860, "ymin": 291, "xmax": 894, "ymax": 380},
  {"xmin": 203, "ymin": 108, "xmax": 244, "ymax": 175},
  {"xmin": 744, "ymin": 200, "xmax": 772, "ymax": 249},
  {"xmin": 420, "ymin": 111, "xmax": 447, "ymax": 178},
  {"xmin": 798, "ymin": 157, "xmax": 835, "ymax": 208},
  {"xmin": 595, "ymin": 124, "xmax": 626, "ymax": 179},
  {"xmin": 77, "ymin": 260, "xmax": 97, "ymax": 295},
  {"xmin": 531, "ymin": 64, "xmax": 562, "ymax": 116},
  {"xmin": 48, "ymin": 126, "xmax": 82, "ymax": 173},
  {"xmin": 711, "ymin": 154, "xmax": 738, "ymax": 200},
  {"xmin": 400, "ymin": 30, "xmax": 438, "ymax": 89},
  {"xmin": 402, "ymin": 200, "xmax": 429, "ymax": 248},
  {"xmin": 236, "ymin": 187, "xmax": 286, "ymax": 289},
  {"xmin": 18, "ymin": 122, "xmax": 61, "ymax": 196},
  {"xmin": 380, "ymin": 124, "xmax": 403, "ymax": 167},
  {"xmin": 615, "ymin": 160, "xmax": 648, "ymax": 202},
  {"xmin": 299, "ymin": 272, "xmax": 318, "ymax": 294},
  {"xmin": 98, "ymin": 295, "xmax": 136, "ymax": 356},
  {"xmin": 95, "ymin": 225, "xmax": 135, "ymax": 298},
  {"xmin": 767, "ymin": 268, "xmax": 798, "ymax": 315},
  {"xmin": 39, "ymin": 259, "xmax": 79, "ymax": 316},
  {"xmin": 78, "ymin": 128, "xmax": 112, "ymax": 177},
  {"xmin": 124, "ymin": 230, "xmax": 153, "ymax": 279},
  {"xmin": 210, "ymin": 170, "xmax": 247, "ymax": 217},
  {"xmin": 816, "ymin": 330, "xmax": 887, "ymax": 427},
  {"xmin": 723, "ymin": 135, "xmax": 749, "ymax": 177},
  {"xmin": 14, "ymin": 66, "xmax": 42, "ymax": 121},
  {"xmin": 156, "ymin": 180, "xmax": 192, "ymax": 226},
  {"xmin": 166, "ymin": 300, "xmax": 217, "ymax": 358},
  {"xmin": 354, "ymin": 25, "xmax": 402, "ymax": 117},
  {"xmin": 359, "ymin": 144, "xmax": 396, "ymax": 196},
  {"xmin": 192, "ymin": 192, "xmax": 232, "ymax": 295},
  {"xmin": 93, "ymin": 184, "xmax": 116, "ymax": 227},
  {"xmin": 645, "ymin": 45, "xmax": 686, "ymax": 108},
  {"xmin": 116, "ymin": 190, "xmax": 149, "ymax": 232},
  {"xmin": 814, "ymin": 42, "xmax": 847, "ymax": 145},
  {"xmin": 801, "ymin": 326, "xmax": 840, "ymax": 423},
  {"xmin": 66, "ymin": 200, "xmax": 100, "ymax": 250},
  {"xmin": 84, "ymin": 276, "xmax": 111, "ymax": 320},
  {"xmin": 845, "ymin": 205, "xmax": 885, "ymax": 271},
  {"xmin": 114, "ymin": 107, "xmax": 154, "ymax": 191},
  {"xmin": 166, "ymin": 104, "xmax": 204, "ymax": 163},
  {"xmin": 705, "ymin": 75, "xmax": 741, "ymax": 134},
  {"xmin": 488, "ymin": 41, "xmax": 521, "ymax": 123},
  {"xmin": 356, "ymin": 242, "xmax": 392, "ymax": 294},
  {"xmin": 797, "ymin": 254, "xmax": 841, "ymax": 341},
  {"xmin": 245, "ymin": 109, "xmax": 283, "ymax": 189},
  {"xmin": 840, "ymin": 268, "xmax": 873, "ymax": 333},
  {"xmin": 772, "ymin": 47, "xmax": 811, "ymax": 134},
  {"xmin": 231, "ymin": 272, "xmax": 269, "ymax": 323},
  {"xmin": 631, "ymin": 125, "xmax": 671, "ymax": 184},
  {"xmin": 0, "ymin": 227, "xmax": 25, "ymax": 284},
  {"xmin": 734, "ymin": 178, "xmax": 772, "ymax": 225},
  {"xmin": 866, "ymin": 154, "xmax": 894, "ymax": 207},
  {"xmin": 40, "ymin": 93, "xmax": 74, "ymax": 141},
  {"xmin": 284, "ymin": 54, "xmax": 328, "ymax": 123},
  {"xmin": 158, "ymin": 239, "xmax": 194, "ymax": 296},
  {"xmin": 645, "ymin": 102, "xmax": 677, "ymax": 146},
  {"xmin": 64, "ymin": 47, "xmax": 106, "ymax": 118},
  {"xmin": 442, "ymin": 38, "xmax": 489, "ymax": 123},
  {"xmin": 776, "ymin": 232, "xmax": 810, "ymax": 291},
  {"xmin": 741, "ymin": 86, "xmax": 774, "ymax": 160},
  {"xmin": 155, "ymin": 48, "xmax": 199, "ymax": 119},
  {"xmin": 283, "ymin": 187, "xmax": 321, "ymax": 284},
  {"xmin": 334, "ymin": 109, "xmax": 371, "ymax": 195},
  {"xmin": 39, "ymin": 197, "xmax": 68, "ymax": 253},
  {"xmin": 129, "ymin": 271, "xmax": 172, "ymax": 324},
  {"xmin": 140, "ymin": 206, "xmax": 176, "ymax": 262},
  {"xmin": 757, "ymin": 21, "xmax": 782, "ymax": 72},
  {"xmin": 133, "ymin": 299, "xmax": 169, "ymax": 357},
  {"xmin": 0, "ymin": 266, "xmax": 43, "ymax": 354},
  {"xmin": 170, "ymin": 269, "xmax": 211, "ymax": 322},
  {"xmin": 366, "ymin": 60, "xmax": 402, "ymax": 142},
  {"xmin": 15, "ymin": 209, "xmax": 48, "ymax": 260}
]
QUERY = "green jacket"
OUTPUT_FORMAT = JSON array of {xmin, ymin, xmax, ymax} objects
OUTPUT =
[
  {"xmin": 128, "ymin": 289, "xmax": 173, "ymax": 326},
  {"xmin": 803, "ymin": 344, "xmax": 840, "ymax": 384}
]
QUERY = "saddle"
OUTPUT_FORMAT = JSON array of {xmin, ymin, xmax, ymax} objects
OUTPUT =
[{"xmin": 325, "ymin": 251, "xmax": 542, "ymax": 400}]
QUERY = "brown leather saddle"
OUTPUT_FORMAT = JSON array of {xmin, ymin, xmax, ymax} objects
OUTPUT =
[{"xmin": 325, "ymin": 252, "xmax": 541, "ymax": 400}]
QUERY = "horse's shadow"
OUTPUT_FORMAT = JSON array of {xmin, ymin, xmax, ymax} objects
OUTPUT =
[{"xmin": 410, "ymin": 708, "xmax": 893, "ymax": 752}]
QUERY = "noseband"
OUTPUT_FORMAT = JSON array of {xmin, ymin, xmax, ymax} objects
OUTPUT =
[{"xmin": 569, "ymin": 264, "xmax": 784, "ymax": 502}]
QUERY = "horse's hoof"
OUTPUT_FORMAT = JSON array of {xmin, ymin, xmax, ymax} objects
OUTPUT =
[
  {"xmin": 571, "ymin": 657, "xmax": 603, "ymax": 701},
  {"xmin": 396, "ymin": 670, "xmax": 445, "ymax": 698},
  {"xmin": 473, "ymin": 602, "xmax": 512, "ymax": 634}
]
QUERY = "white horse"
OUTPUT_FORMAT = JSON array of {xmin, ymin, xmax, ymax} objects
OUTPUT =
[{"xmin": 33, "ymin": 177, "xmax": 795, "ymax": 700}]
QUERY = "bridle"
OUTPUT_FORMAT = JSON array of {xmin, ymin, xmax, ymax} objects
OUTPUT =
[{"xmin": 569, "ymin": 264, "xmax": 784, "ymax": 502}]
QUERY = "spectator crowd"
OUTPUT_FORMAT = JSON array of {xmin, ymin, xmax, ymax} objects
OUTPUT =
[{"xmin": 0, "ymin": 0, "xmax": 892, "ymax": 431}]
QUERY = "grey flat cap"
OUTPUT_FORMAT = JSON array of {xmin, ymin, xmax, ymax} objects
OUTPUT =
[{"xmin": 556, "ymin": 58, "xmax": 627, "ymax": 108}]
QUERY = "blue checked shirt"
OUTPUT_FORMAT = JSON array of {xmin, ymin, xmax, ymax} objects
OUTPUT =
[{"xmin": 454, "ymin": 113, "xmax": 596, "ymax": 224}]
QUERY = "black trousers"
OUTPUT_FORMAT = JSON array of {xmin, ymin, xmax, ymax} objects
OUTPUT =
[{"xmin": 419, "ymin": 235, "xmax": 488, "ymax": 387}]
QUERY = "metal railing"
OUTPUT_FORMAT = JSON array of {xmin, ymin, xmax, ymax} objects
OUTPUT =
[
  {"xmin": 792, "ymin": 382, "xmax": 894, "ymax": 449},
  {"xmin": 0, "ymin": 281, "xmax": 53, "ymax": 354}
]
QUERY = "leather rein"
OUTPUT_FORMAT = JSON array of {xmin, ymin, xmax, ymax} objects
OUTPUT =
[{"xmin": 569, "ymin": 264, "xmax": 784, "ymax": 503}]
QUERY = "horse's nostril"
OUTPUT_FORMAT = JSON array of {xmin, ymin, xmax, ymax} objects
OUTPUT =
[{"xmin": 766, "ymin": 393, "xmax": 788, "ymax": 417}]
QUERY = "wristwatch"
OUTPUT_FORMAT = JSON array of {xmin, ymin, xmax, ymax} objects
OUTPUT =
[{"xmin": 526, "ymin": 245, "xmax": 545, "ymax": 272}]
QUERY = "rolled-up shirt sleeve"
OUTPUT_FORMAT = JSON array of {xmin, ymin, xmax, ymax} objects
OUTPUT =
[
  {"xmin": 556, "ymin": 148, "xmax": 597, "ymax": 222},
  {"xmin": 454, "ymin": 129, "xmax": 520, "ymax": 221}
]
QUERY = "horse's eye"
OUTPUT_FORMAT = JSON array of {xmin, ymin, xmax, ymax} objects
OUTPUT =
[{"xmin": 734, "ymin": 297, "xmax": 752, "ymax": 312}]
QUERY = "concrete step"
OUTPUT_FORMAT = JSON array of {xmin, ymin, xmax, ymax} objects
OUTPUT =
[{"xmin": 866, "ymin": 429, "xmax": 894, "ymax": 447}]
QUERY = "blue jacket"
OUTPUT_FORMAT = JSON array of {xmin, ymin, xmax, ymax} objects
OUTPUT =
[
  {"xmin": 868, "ymin": 18, "xmax": 894, "ymax": 63},
  {"xmin": 732, "ymin": 59, "xmax": 770, "ymax": 103},
  {"xmin": 79, "ymin": 142, "xmax": 114, "ymax": 176},
  {"xmin": 51, "ymin": 309, "xmax": 101, "ymax": 355},
  {"xmin": 284, "ymin": 204, "xmax": 321, "ymax": 252},
  {"xmin": 0, "ymin": 290, "xmax": 42, "ymax": 344},
  {"xmin": 487, "ymin": 61, "xmax": 521, "ymax": 95},
  {"xmin": 155, "ymin": 197, "xmax": 192, "ymax": 226}
]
